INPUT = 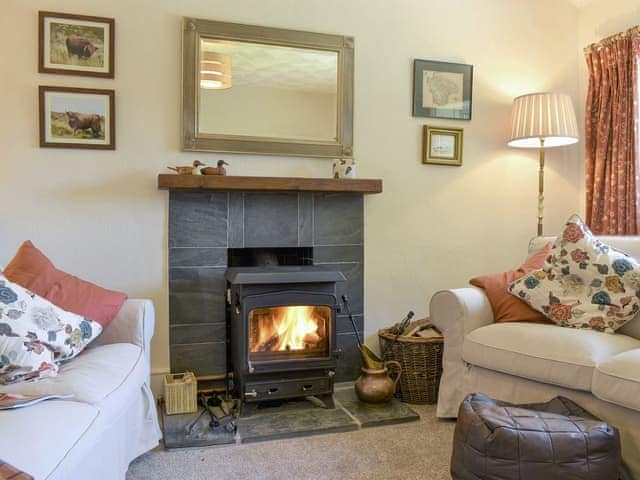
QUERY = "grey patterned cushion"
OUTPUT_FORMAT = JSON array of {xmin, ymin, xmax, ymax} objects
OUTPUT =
[{"xmin": 451, "ymin": 393, "xmax": 621, "ymax": 480}]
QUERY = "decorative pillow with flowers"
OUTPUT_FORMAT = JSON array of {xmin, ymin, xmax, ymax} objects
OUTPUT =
[
  {"xmin": 0, "ymin": 335, "xmax": 57, "ymax": 384},
  {"xmin": 508, "ymin": 214, "xmax": 640, "ymax": 333},
  {"xmin": 0, "ymin": 273, "xmax": 102, "ymax": 363}
]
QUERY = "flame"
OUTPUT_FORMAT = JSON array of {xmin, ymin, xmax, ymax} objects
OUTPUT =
[{"xmin": 252, "ymin": 306, "xmax": 326, "ymax": 352}]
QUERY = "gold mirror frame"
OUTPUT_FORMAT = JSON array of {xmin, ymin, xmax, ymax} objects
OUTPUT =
[{"xmin": 182, "ymin": 18, "xmax": 354, "ymax": 158}]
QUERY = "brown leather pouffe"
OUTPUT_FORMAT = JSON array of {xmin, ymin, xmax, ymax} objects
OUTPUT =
[{"xmin": 451, "ymin": 393, "xmax": 621, "ymax": 480}]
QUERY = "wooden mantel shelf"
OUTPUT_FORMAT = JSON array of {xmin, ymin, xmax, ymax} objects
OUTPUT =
[{"xmin": 157, "ymin": 174, "xmax": 383, "ymax": 194}]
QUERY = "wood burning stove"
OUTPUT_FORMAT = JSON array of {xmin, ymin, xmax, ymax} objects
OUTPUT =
[{"xmin": 225, "ymin": 266, "xmax": 345, "ymax": 410}]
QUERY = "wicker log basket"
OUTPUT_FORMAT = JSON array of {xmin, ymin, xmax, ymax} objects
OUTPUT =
[{"xmin": 378, "ymin": 317, "xmax": 444, "ymax": 404}]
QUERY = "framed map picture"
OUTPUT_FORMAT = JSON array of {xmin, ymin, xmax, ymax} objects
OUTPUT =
[
  {"xmin": 413, "ymin": 60, "xmax": 473, "ymax": 120},
  {"xmin": 422, "ymin": 125, "xmax": 463, "ymax": 166}
]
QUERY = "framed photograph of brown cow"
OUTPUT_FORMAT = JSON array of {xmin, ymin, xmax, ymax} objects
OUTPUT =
[
  {"xmin": 39, "ymin": 86, "xmax": 115, "ymax": 150},
  {"xmin": 39, "ymin": 11, "xmax": 114, "ymax": 78}
]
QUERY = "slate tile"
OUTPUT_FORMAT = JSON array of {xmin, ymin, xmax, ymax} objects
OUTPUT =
[
  {"xmin": 334, "ymin": 389, "xmax": 419, "ymax": 427},
  {"xmin": 228, "ymin": 192, "xmax": 244, "ymax": 248},
  {"xmin": 170, "ymin": 292, "xmax": 226, "ymax": 326},
  {"xmin": 313, "ymin": 262, "xmax": 362, "ymax": 315},
  {"xmin": 163, "ymin": 409, "xmax": 235, "ymax": 449},
  {"xmin": 169, "ymin": 248, "xmax": 227, "ymax": 268},
  {"xmin": 298, "ymin": 193, "xmax": 313, "ymax": 246},
  {"xmin": 237, "ymin": 407, "xmax": 358, "ymax": 443},
  {"xmin": 170, "ymin": 323, "xmax": 226, "ymax": 345},
  {"xmin": 244, "ymin": 193, "xmax": 298, "ymax": 247},
  {"xmin": 336, "ymin": 331, "xmax": 363, "ymax": 381},
  {"xmin": 169, "ymin": 267, "xmax": 227, "ymax": 325},
  {"xmin": 313, "ymin": 194, "xmax": 363, "ymax": 245},
  {"xmin": 336, "ymin": 314, "xmax": 364, "ymax": 334},
  {"xmin": 169, "ymin": 191, "xmax": 228, "ymax": 248},
  {"xmin": 170, "ymin": 342, "xmax": 227, "ymax": 377}
]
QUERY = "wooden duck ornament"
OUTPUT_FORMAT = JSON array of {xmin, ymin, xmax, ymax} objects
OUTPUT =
[
  {"xmin": 200, "ymin": 160, "xmax": 229, "ymax": 176},
  {"xmin": 168, "ymin": 160, "xmax": 206, "ymax": 175}
]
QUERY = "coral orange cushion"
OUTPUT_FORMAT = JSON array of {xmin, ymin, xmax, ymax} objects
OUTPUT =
[
  {"xmin": 3, "ymin": 241, "xmax": 127, "ymax": 328},
  {"xmin": 470, "ymin": 243, "xmax": 553, "ymax": 324}
]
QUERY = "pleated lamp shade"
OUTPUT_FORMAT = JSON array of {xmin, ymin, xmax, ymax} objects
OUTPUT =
[
  {"xmin": 508, "ymin": 92, "xmax": 578, "ymax": 148},
  {"xmin": 200, "ymin": 51, "xmax": 232, "ymax": 90}
]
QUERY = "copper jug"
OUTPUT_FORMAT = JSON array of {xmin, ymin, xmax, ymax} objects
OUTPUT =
[{"xmin": 354, "ymin": 360, "xmax": 401, "ymax": 405}]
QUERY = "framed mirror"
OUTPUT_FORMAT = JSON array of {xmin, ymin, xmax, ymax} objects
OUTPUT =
[{"xmin": 182, "ymin": 18, "xmax": 354, "ymax": 158}]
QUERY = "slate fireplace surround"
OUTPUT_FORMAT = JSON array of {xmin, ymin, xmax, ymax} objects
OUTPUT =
[{"xmin": 168, "ymin": 190, "xmax": 366, "ymax": 382}]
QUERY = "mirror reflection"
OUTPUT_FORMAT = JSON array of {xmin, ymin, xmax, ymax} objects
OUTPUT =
[{"xmin": 198, "ymin": 38, "xmax": 338, "ymax": 142}]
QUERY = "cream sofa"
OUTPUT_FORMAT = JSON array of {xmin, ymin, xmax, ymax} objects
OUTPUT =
[
  {"xmin": 431, "ymin": 236, "xmax": 640, "ymax": 480},
  {"xmin": 0, "ymin": 299, "xmax": 162, "ymax": 480}
]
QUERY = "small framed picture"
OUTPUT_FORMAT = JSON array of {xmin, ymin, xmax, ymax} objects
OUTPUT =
[
  {"xmin": 413, "ymin": 59, "xmax": 473, "ymax": 120},
  {"xmin": 39, "ymin": 86, "xmax": 115, "ymax": 150},
  {"xmin": 39, "ymin": 11, "xmax": 114, "ymax": 78},
  {"xmin": 423, "ymin": 125, "xmax": 463, "ymax": 166}
]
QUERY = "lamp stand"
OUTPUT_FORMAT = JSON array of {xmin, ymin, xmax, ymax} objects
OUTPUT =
[{"xmin": 537, "ymin": 138, "xmax": 545, "ymax": 237}]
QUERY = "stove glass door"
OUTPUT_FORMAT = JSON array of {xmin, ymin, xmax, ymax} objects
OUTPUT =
[{"xmin": 248, "ymin": 305, "xmax": 331, "ymax": 362}]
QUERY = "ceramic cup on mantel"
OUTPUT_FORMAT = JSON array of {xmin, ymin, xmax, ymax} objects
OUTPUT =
[{"xmin": 332, "ymin": 158, "xmax": 356, "ymax": 179}]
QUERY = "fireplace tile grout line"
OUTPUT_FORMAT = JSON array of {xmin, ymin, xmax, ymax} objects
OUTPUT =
[
  {"xmin": 311, "ymin": 193, "xmax": 315, "ymax": 244},
  {"xmin": 170, "ymin": 322, "xmax": 225, "ymax": 327},
  {"xmin": 333, "ymin": 397, "xmax": 362, "ymax": 429},
  {"xmin": 242, "ymin": 192, "xmax": 245, "ymax": 248},
  {"xmin": 297, "ymin": 193, "xmax": 300, "ymax": 247},
  {"xmin": 314, "ymin": 261, "xmax": 361, "ymax": 265},
  {"xmin": 167, "ymin": 244, "xmax": 363, "ymax": 248},
  {"xmin": 169, "ymin": 265, "xmax": 227, "ymax": 269},
  {"xmin": 313, "ymin": 243, "xmax": 363, "ymax": 247}
]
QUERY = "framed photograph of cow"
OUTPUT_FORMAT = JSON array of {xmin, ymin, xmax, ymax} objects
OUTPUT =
[
  {"xmin": 39, "ymin": 11, "xmax": 115, "ymax": 78},
  {"xmin": 39, "ymin": 86, "xmax": 115, "ymax": 150}
]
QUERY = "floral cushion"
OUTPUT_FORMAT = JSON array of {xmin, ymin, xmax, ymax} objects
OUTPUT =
[
  {"xmin": 508, "ymin": 215, "xmax": 640, "ymax": 333},
  {"xmin": 0, "ymin": 335, "xmax": 57, "ymax": 384},
  {"xmin": 0, "ymin": 274, "xmax": 102, "ymax": 362}
]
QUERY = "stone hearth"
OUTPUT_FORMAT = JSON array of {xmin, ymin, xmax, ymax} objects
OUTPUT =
[
  {"xmin": 168, "ymin": 191, "xmax": 365, "ymax": 381},
  {"xmin": 162, "ymin": 384, "xmax": 419, "ymax": 448}
]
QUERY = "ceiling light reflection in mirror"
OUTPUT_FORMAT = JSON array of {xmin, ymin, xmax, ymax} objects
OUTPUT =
[
  {"xmin": 198, "ymin": 38, "xmax": 339, "ymax": 142},
  {"xmin": 200, "ymin": 51, "xmax": 232, "ymax": 89}
]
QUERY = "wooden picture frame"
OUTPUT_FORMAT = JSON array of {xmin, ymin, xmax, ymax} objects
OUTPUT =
[
  {"xmin": 413, "ymin": 59, "xmax": 473, "ymax": 120},
  {"xmin": 39, "ymin": 86, "xmax": 115, "ymax": 150},
  {"xmin": 422, "ymin": 125, "xmax": 463, "ymax": 166},
  {"xmin": 39, "ymin": 11, "xmax": 115, "ymax": 78}
]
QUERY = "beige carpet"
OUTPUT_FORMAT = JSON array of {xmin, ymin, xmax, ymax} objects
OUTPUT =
[{"xmin": 126, "ymin": 404, "xmax": 455, "ymax": 480}]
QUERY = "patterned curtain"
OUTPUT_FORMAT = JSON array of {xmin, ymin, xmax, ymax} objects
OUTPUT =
[{"xmin": 584, "ymin": 35, "xmax": 640, "ymax": 235}]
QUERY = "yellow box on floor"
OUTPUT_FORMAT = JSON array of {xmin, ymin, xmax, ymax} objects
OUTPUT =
[{"xmin": 164, "ymin": 372, "xmax": 197, "ymax": 415}]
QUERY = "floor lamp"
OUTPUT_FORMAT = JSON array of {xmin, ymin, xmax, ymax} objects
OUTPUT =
[{"xmin": 507, "ymin": 92, "xmax": 579, "ymax": 236}]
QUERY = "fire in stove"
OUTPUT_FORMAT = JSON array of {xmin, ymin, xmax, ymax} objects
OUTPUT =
[{"xmin": 249, "ymin": 306, "xmax": 330, "ymax": 355}]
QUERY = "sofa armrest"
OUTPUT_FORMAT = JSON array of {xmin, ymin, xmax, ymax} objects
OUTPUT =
[
  {"xmin": 92, "ymin": 299, "xmax": 155, "ymax": 361},
  {"xmin": 430, "ymin": 287, "xmax": 494, "ymax": 336},
  {"xmin": 429, "ymin": 287, "xmax": 493, "ymax": 418}
]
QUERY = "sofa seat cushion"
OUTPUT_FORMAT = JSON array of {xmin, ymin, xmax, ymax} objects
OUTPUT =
[
  {"xmin": 0, "ymin": 400, "xmax": 98, "ymax": 479},
  {"xmin": 0, "ymin": 343, "xmax": 144, "ymax": 405},
  {"xmin": 463, "ymin": 322, "xmax": 640, "ymax": 391},
  {"xmin": 593, "ymin": 349, "xmax": 640, "ymax": 411}
]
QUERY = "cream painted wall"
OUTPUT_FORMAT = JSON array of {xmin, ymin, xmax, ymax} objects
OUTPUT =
[
  {"xmin": 577, "ymin": 0, "xmax": 640, "ymax": 215},
  {"xmin": 0, "ymin": 0, "xmax": 581, "ymax": 383}
]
